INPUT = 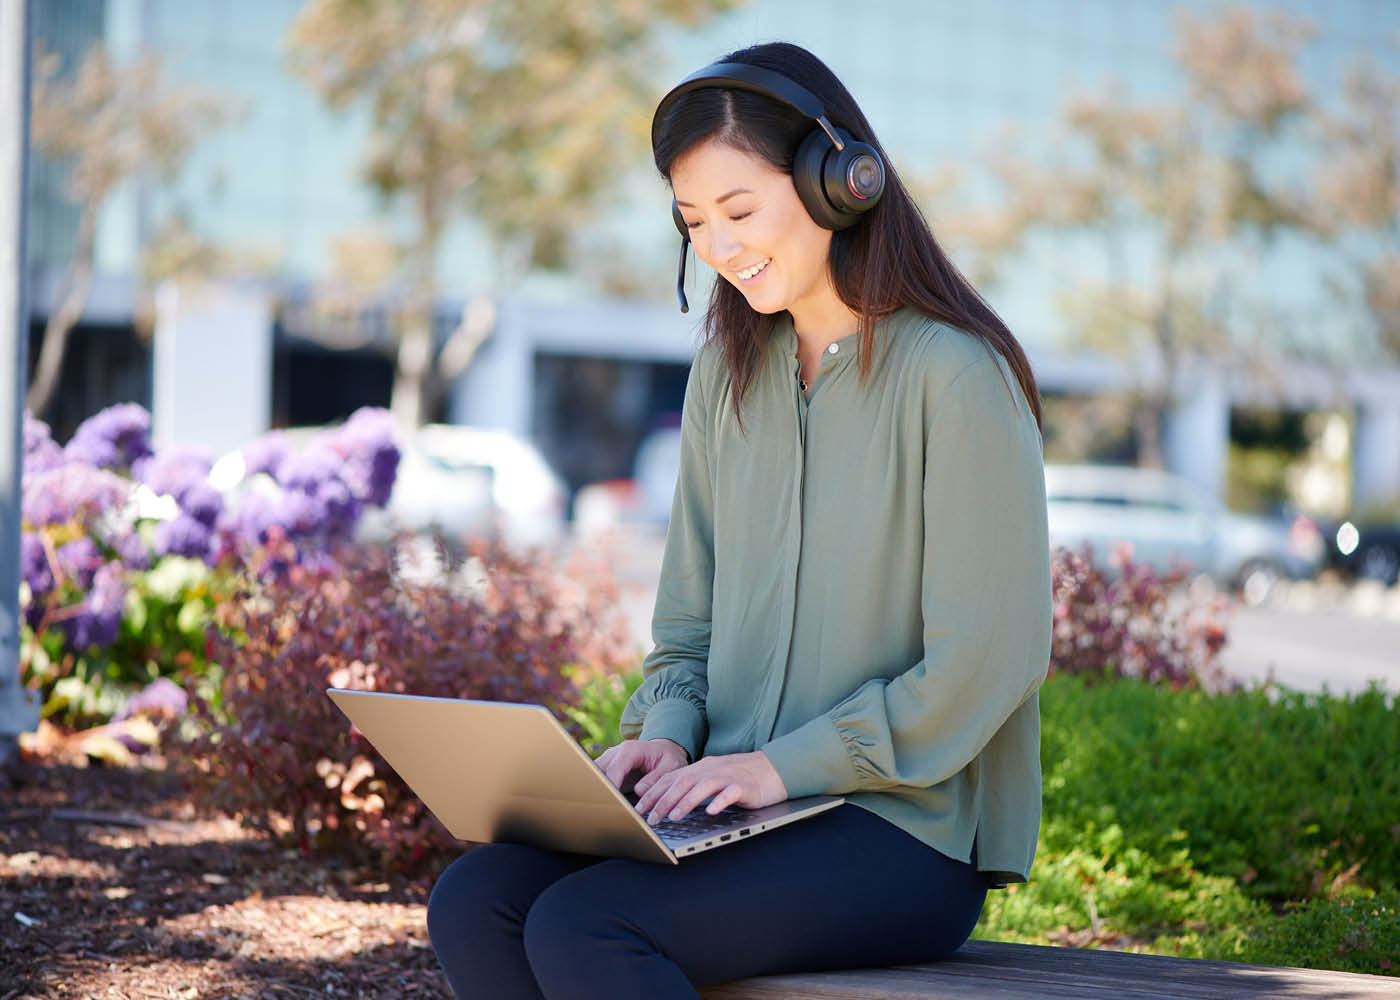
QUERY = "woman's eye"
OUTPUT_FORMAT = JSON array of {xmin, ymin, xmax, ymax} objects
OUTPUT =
[
  {"xmin": 730, "ymin": 212, "xmax": 752, "ymax": 222},
  {"xmin": 684, "ymin": 220, "xmax": 702, "ymax": 230}
]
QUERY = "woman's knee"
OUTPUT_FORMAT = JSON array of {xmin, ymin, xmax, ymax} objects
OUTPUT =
[
  {"xmin": 426, "ymin": 844, "xmax": 537, "ymax": 945},
  {"xmin": 521, "ymin": 874, "xmax": 637, "ymax": 985}
]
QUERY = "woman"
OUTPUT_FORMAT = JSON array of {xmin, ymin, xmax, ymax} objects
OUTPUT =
[{"xmin": 427, "ymin": 41, "xmax": 1052, "ymax": 1000}]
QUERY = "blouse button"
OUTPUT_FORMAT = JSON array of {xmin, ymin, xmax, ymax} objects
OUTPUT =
[{"xmin": 827, "ymin": 343, "xmax": 839, "ymax": 355}]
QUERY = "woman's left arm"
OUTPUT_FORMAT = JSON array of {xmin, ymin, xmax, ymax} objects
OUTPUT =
[{"xmin": 761, "ymin": 355, "xmax": 1053, "ymax": 799}]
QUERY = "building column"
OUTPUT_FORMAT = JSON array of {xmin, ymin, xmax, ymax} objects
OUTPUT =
[
  {"xmin": 1163, "ymin": 362, "xmax": 1229, "ymax": 503},
  {"xmin": 1, "ymin": 0, "xmax": 40, "ymax": 760},
  {"xmin": 449, "ymin": 298, "xmax": 532, "ymax": 437},
  {"xmin": 152, "ymin": 281, "xmax": 272, "ymax": 458},
  {"xmin": 1352, "ymin": 400, "xmax": 1400, "ymax": 514}
]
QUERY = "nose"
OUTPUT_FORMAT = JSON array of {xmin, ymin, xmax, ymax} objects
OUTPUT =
[{"xmin": 705, "ymin": 219, "xmax": 742, "ymax": 267}]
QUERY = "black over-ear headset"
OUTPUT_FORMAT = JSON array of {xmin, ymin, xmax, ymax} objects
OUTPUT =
[{"xmin": 651, "ymin": 61, "xmax": 886, "ymax": 312}]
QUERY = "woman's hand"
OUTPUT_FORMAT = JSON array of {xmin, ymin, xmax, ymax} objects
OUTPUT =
[
  {"xmin": 597, "ymin": 738, "xmax": 690, "ymax": 795},
  {"xmin": 632, "ymin": 751, "xmax": 789, "ymax": 825}
]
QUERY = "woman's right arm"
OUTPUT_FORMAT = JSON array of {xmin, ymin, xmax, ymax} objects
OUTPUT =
[{"xmin": 616, "ymin": 348, "xmax": 717, "ymax": 765}]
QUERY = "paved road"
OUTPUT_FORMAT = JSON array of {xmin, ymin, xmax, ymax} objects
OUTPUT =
[
  {"xmin": 582, "ymin": 528, "xmax": 1400, "ymax": 698},
  {"xmin": 1220, "ymin": 602, "xmax": 1400, "ymax": 695}
]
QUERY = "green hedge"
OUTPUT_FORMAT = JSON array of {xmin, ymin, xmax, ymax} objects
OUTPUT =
[{"xmin": 1040, "ymin": 676, "xmax": 1400, "ymax": 901}]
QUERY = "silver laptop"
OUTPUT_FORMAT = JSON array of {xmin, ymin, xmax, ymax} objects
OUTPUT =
[{"xmin": 326, "ymin": 688, "xmax": 844, "ymax": 865}]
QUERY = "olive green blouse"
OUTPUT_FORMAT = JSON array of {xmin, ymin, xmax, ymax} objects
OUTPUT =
[{"xmin": 618, "ymin": 307, "xmax": 1052, "ymax": 886}]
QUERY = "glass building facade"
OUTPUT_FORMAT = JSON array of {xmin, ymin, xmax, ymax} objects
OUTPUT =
[{"xmin": 23, "ymin": 0, "xmax": 1400, "ymax": 503}]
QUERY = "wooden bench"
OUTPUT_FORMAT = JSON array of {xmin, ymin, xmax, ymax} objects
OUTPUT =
[{"xmin": 699, "ymin": 940, "xmax": 1400, "ymax": 999}]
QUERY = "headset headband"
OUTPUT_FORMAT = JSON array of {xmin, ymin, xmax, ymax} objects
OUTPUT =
[{"xmin": 650, "ymin": 62, "xmax": 845, "ymax": 155}]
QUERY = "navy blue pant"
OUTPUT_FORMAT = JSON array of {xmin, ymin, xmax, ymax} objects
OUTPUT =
[{"xmin": 426, "ymin": 803, "xmax": 988, "ymax": 999}]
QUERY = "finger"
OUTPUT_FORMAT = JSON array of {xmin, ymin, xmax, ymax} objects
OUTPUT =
[
  {"xmin": 706, "ymin": 783, "xmax": 743, "ymax": 814},
  {"xmin": 634, "ymin": 768, "xmax": 676, "ymax": 817},
  {"xmin": 666, "ymin": 777, "xmax": 725, "ymax": 822},
  {"xmin": 645, "ymin": 771, "xmax": 696, "ymax": 823},
  {"xmin": 603, "ymin": 744, "xmax": 641, "ymax": 789},
  {"xmin": 633, "ymin": 757, "xmax": 683, "ymax": 799}
]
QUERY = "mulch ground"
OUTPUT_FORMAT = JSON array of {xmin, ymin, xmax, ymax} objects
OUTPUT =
[{"xmin": 0, "ymin": 751, "xmax": 455, "ymax": 999}]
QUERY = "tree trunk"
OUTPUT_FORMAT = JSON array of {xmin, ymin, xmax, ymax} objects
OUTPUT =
[
  {"xmin": 1134, "ymin": 398, "xmax": 1165, "ymax": 469},
  {"xmin": 27, "ymin": 203, "xmax": 98, "ymax": 419},
  {"xmin": 390, "ymin": 305, "xmax": 434, "ymax": 431}
]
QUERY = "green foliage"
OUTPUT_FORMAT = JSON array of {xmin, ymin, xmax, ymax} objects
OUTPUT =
[
  {"xmin": 975, "ymin": 675, "xmax": 1400, "ymax": 976},
  {"xmin": 1040, "ymin": 676, "xmax": 1400, "ymax": 901},
  {"xmin": 565, "ymin": 667, "xmax": 644, "ymax": 759},
  {"xmin": 975, "ymin": 819, "xmax": 1263, "ymax": 951},
  {"xmin": 22, "ymin": 554, "xmax": 238, "ymax": 729},
  {"xmin": 1195, "ymin": 891, "xmax": 1400, "ymax": 976}
]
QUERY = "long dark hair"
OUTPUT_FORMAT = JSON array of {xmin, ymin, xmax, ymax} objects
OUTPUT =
[{"xmin": 652, "ymin": 42, "xmax": 1043, "ymax": 431}]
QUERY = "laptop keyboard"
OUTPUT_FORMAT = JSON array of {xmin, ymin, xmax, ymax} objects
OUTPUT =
[{"xmin": 650, "ymin": 807, "xmax": 763, "ymax": 842}]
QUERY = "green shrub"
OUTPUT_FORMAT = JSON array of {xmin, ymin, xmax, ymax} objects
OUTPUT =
[
  {"xmin": 1040, "ymin": 675, "xmax": 1400, "ymax": 901},
  {"xmin": 1196, "ymin": 890, "xmax": 1400, "ymax": 976},
  {"xmin": 976, "ymin": 818, "xmax": 1263, "ymax": 951},
  {"xmin": 566, "ymin": 667, "xmax": 644, "ymax": 758}
]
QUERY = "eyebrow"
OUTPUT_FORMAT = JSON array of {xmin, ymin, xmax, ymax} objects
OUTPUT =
[{"xmin": 674, "ymin": 187, "xmax": 754, "ymax": 209}]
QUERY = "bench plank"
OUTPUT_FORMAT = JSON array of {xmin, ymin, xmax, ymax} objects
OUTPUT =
[{"xmin": 699, "ymin": 940, "xmax": 1400, "ymax": 1000}]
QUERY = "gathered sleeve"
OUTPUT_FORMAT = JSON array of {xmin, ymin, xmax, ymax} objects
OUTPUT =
[
  {"xmin": 762, "ymin": 355, "xmax": 1053, "ymax": 797},
  {"xmin": 617, "ymin": 352, "xmax": 715, "ymax": 763}
]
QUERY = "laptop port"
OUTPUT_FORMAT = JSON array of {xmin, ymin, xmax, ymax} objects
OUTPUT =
[
  {"xmin": 739, "ymin": 829, "xmax": 749, "ymax": 836},
  {"xmin": 720, "ymin": 834, "xmax": 731, "ymax": 842}
]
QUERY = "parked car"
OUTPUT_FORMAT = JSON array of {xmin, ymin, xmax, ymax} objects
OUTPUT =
[
  {"xmin": 1324, "ymin": 516, "xmax": 1400, "ymax": 586},
  {"xmin": 572, "ymin": 424, "xmax": 683, "ymax": 537},
  {"xmin": 363, "ymin": 424, "xmax": 567, "ymax": 551},
  {"xmin": 1045, "ymin": 463, "xmax": 1325, "ymax": 604}
]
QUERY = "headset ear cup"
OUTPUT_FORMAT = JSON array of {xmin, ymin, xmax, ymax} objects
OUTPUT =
[
  {"xmin": 671, "ymin": 198, "xmax": 689, "ymax": 239},
  {"xmin": 792, "ymin": 128, "xmax": 851, "ymax": 230},
  {"xmin": 825, "ymin": 138, "xmax": 885, "ymax": 217}
]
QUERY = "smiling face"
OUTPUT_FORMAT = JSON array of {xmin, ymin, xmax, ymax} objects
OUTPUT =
[{"xmin": 670, "ymin": 138, "xmax": 837, "ymax": 320}]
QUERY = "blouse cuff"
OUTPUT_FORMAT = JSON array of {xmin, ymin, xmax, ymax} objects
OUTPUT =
[
  {"xmin": 637, "ymin": 697, "xmax": 707, "ymax": 763},
  {"xmin": 761, "ymin": 713, "xmax": 863, "ymax": 799}
]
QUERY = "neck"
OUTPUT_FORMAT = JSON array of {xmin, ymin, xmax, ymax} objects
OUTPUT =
[{"xmin": 788, "ymin": 288, "xmax": 861, "ymax": 353}]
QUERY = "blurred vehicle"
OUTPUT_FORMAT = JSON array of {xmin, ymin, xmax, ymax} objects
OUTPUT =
[
  {"xmin": 572, "ymin": 424, "xmax": 682, "ymax": 538},
  {"xmin": 359, "ymin": 424, "xmax": 567, "ymax": 551},
  {"xmin": 1044, "ymin": 463, "xmax": 1325, "ymax": 604},
  {"xmin": 633, "ymin": 424, "xmax": 683, "ymax": 525},
  {"xmin": 1324, "ymin": 516, "xmax": 1400, "ymax": 587},
  {"xmin": 214, "ymin": 423, "xmax": 567, "ymax": 552}
]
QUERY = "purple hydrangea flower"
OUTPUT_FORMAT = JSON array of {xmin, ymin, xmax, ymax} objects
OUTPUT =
[
  {"xmin": 336, "ymin": 407, "xmax": 400, "ymax": 507},
  {"xmin": 276, "ymin": 443, "xmax": 362, "ymax": 540},
  {"xmin": 56, "ymin": 536, "xmax": 103, "ymax": 590},
  {"xmin": 24, "ymin": 438, "xmax": 66, "ymax": 476},
  {"xmin": 59, "ymin": 562, "xmax": 127, "ymax": 651},
  {"xmin": 22, "ymin": 464, "xmax": 134, "ymax": 528},
  {"xmin": 234, "ymin": 491, "xmax": 279, "ymax": 547},
  {"xmin": 113, "ymin": 677, "xmax": 188, "ymax": 723},
  {"xmin": 273, "ymin": 490, "xmax": 321, "ymax": 538},
  {"xmin": 20, "ymin": 533, "xmax": 54, "ymax": 599},
  {"xmin": 64, "ymin": 403, "xmax": 153, "ymax": 471},
  {"xmin": 153, "ymin": 513, "xmax": 215, "ymax": 562},
  {"xmin": 132, "ymin": 445, "xmax": 214, "ymax": 503},
  {"xmin": 22, "ymin": 412, "xmax": 66, "ymax": 475},
  {"xmin": 180, "ymin": 480, "xmax": 224, "ymax": 530},
  {"xmin": 23, "ymin": 411, "xmax": 53, "ymax": 454},
  {"xmin": 113, "ymin": 529, "xmax": 153, "ymax": 572},
  {"xmin": 242, "ymin": 431, "xmax": 291, "ymax": 480}
]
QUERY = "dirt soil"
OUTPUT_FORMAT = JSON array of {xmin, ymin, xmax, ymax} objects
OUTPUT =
[{"xmin": 0, "ymin": 752, "xmax": 454, "ymax": 999}]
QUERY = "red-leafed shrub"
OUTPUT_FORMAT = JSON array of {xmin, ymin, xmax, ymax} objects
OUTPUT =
[
  {"xmin": 1049, "ymin": 541, "xmax": 1233, "ymax": 690},
  {"xmin": 177, "ymin": 532, "xmax": 636, "ymax": 873}
]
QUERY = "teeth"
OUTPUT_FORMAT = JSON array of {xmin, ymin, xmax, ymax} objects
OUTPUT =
[{"xmin": 737, "ymin": 258, "xmax": 770, "ymax": 280}]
